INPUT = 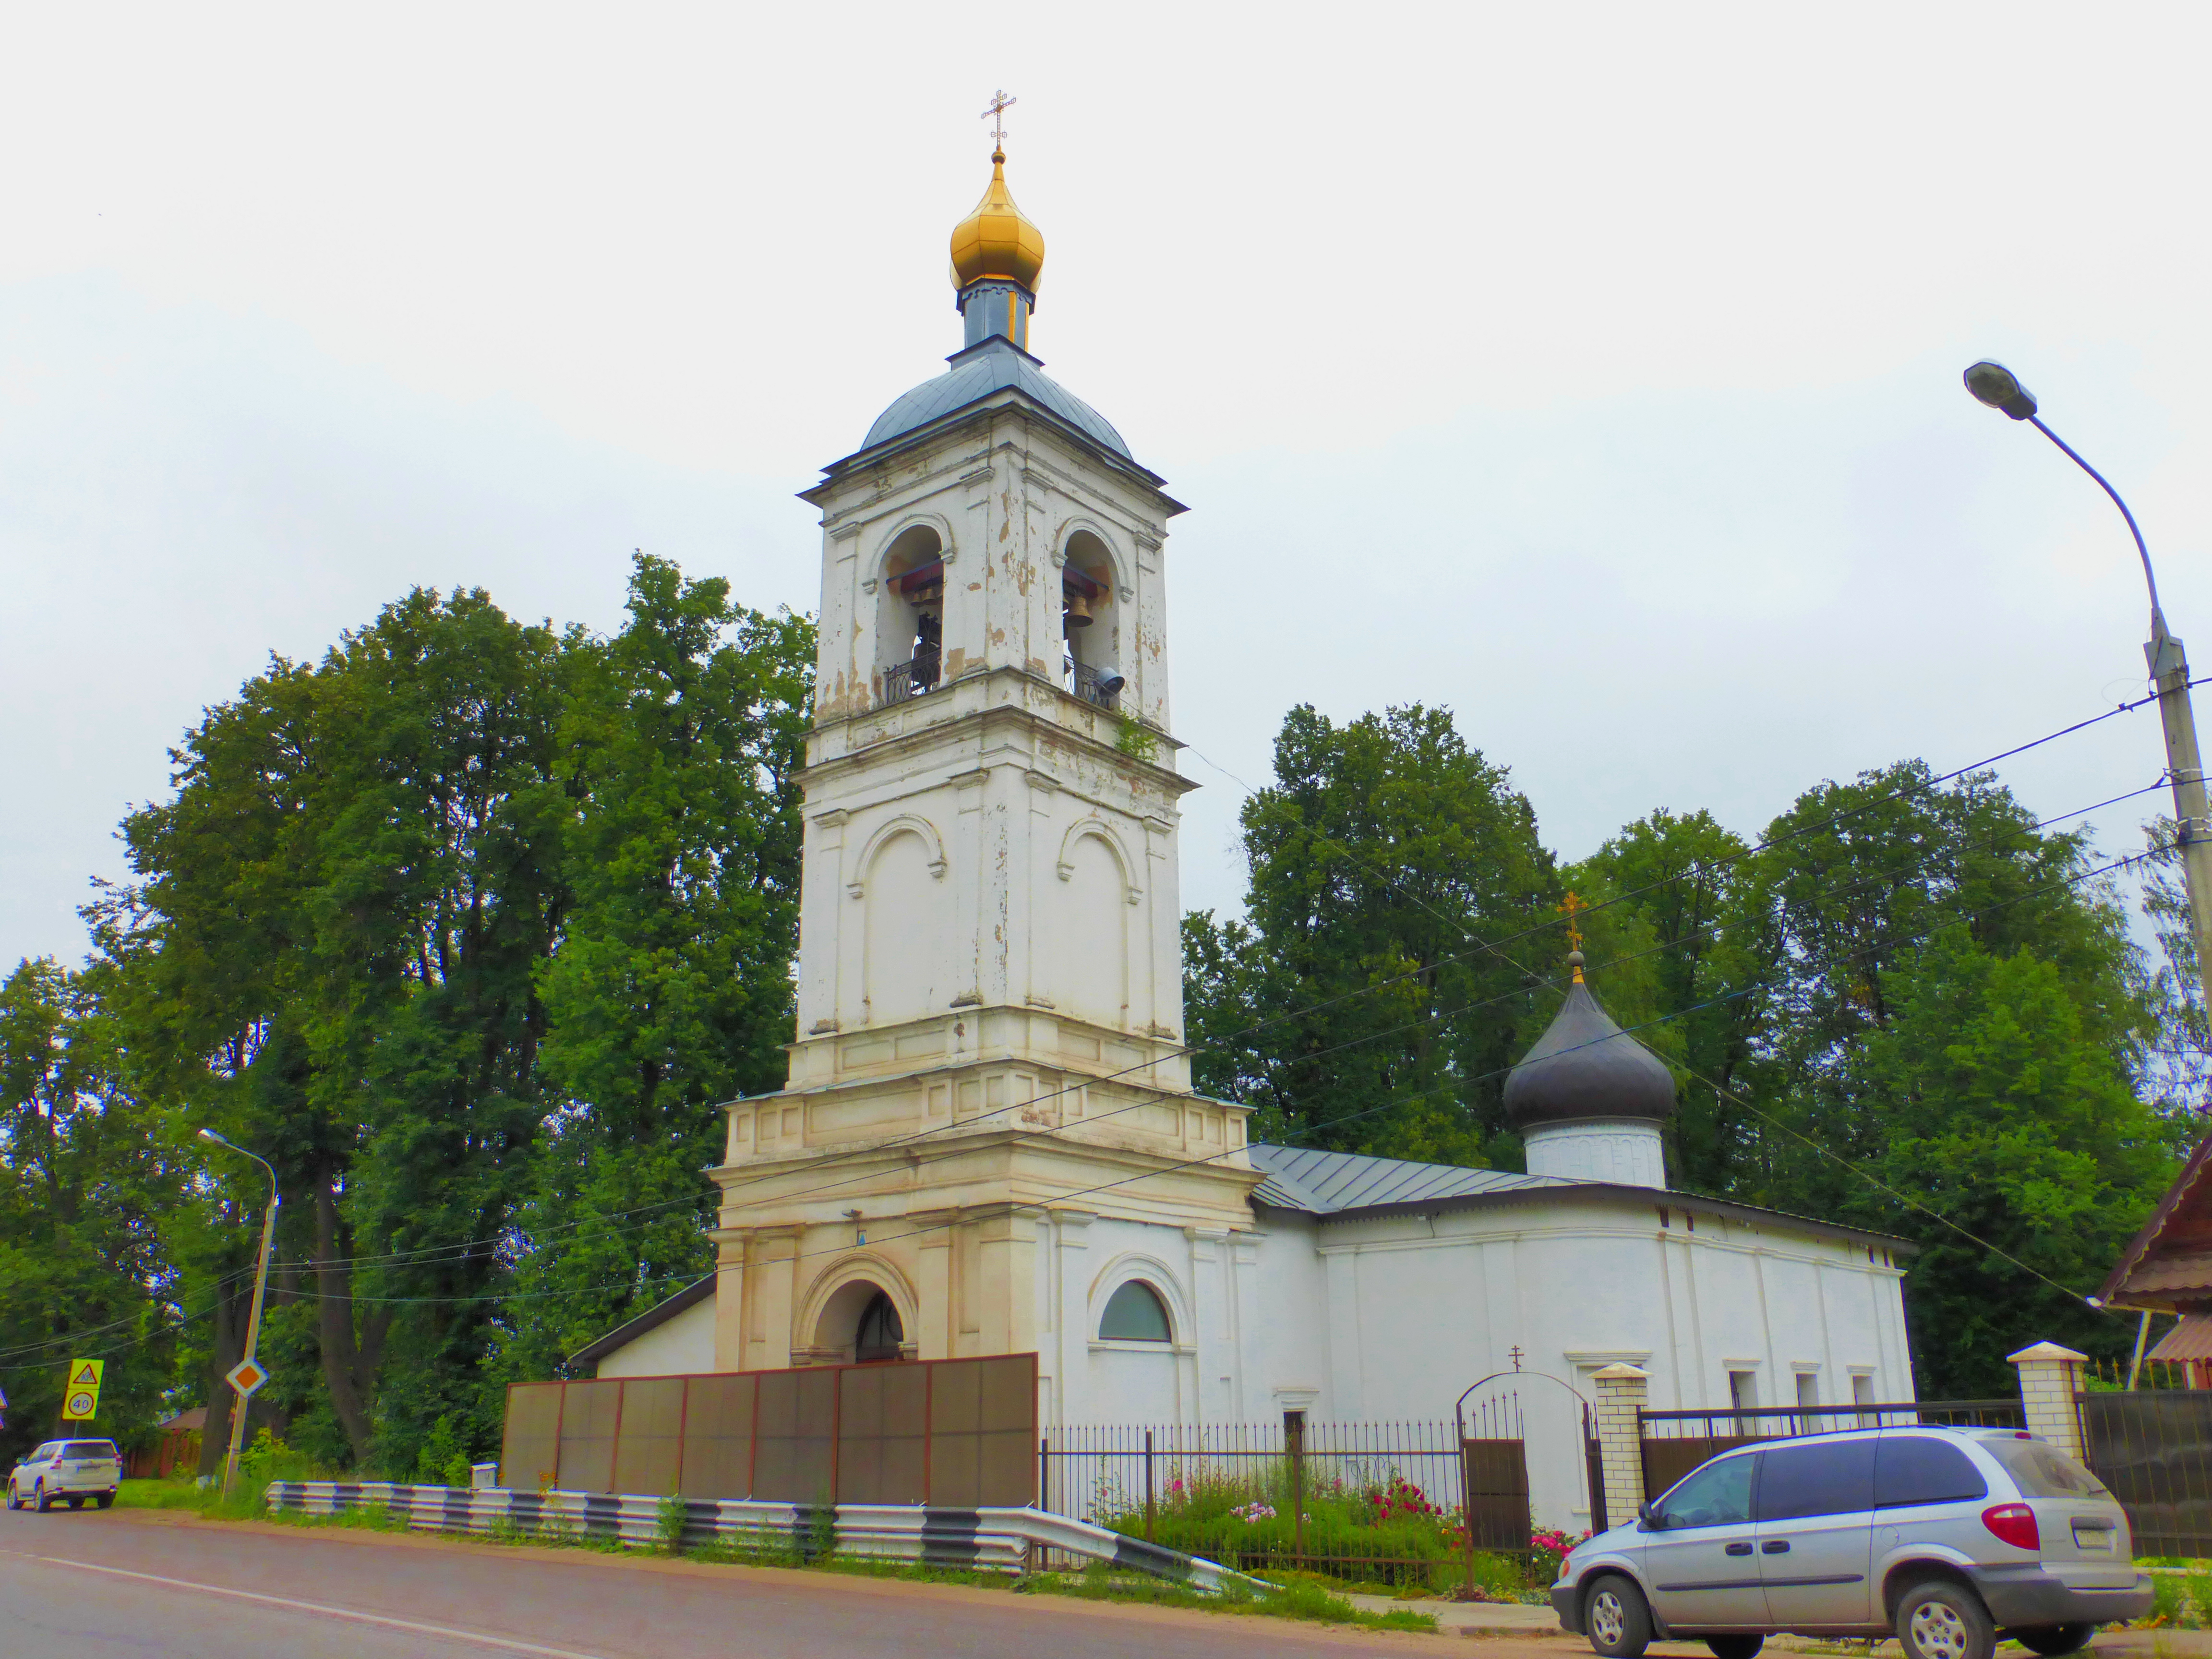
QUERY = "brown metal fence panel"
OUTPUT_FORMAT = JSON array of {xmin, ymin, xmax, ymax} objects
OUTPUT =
[
  {"xmin": 1460, "ymin": 1438, "xmax": 1531, "ymax": 1552},
  {"xmin": 678, "ymin": 1373, "xmax": 757, "ymax": 1499},
  {"xmin": 837, "ymin": 1363, "xmax": 929, "ymax": 1505},
  {"xmin": 557, "ymin": 1378, "xmax": 624, "ymax": 1493},
  {"xmin": 754, "ymin": 1367, "xmax": 839, "ymax": 1506},
  {"xmin": 2078, "ymin": 1391, "xmax": 2212, "ymax": 1556},
  {"xmin": 502, "ymin": 1382, "xmax": 564, "ymax": 1493},
  {"xmin": 503, "ymin": 1354, "xmax": 1039, "ymax": 1507},
  {"xmin": 611, "ymin": 1376, "xmax": 685, "ymax": 1499},
  {"xmin": 927, "ymin": 1354, "xmax": 1038, "ymax": 1508}
]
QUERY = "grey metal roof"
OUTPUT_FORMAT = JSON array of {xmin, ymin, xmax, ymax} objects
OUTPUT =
[
  {"xmin": 861, "ymin": 336, "xmax": 1132, "ymax": 459},
  {"xmin": 1247, "ymin": 1143, "xmax": 1566, "ymax": 1214}
]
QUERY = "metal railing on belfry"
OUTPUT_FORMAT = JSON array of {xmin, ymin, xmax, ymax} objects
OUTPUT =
[
  {"xmin": 879, "ymin": 652, "xmax": 941, "ymax": 707},
  {"xmin": 1067, "ymin": 661, "xmax": 1117, "ymax": 709}
]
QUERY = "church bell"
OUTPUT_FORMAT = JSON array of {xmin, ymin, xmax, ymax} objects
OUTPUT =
[{"xmin": 1062, "ymin": 591, "xmax": 1094, "ymax": 630}]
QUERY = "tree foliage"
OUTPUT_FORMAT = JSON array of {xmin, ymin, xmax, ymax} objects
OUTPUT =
[
  {"xmin": 1192, "ymin": 711, "xmax": 2190, "ymax": 1395},
  {"xmin": 0, "ymin": 554, "xmax": 811, "ymax": 1475}
]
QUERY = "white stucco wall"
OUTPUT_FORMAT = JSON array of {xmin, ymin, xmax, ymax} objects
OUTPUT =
[{"xmin": 593, "ymin": 1295, "xmax": 717, "ymax": 1379}]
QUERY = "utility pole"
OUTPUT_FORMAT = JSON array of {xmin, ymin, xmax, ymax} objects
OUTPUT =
[
  {"xmin": 1965, "ymin": 361, "xmax": 2212, "ymax": 982},
  {"xmin": 201, "ymin": 1128, "xmax": 279, "ymax": 1497}
]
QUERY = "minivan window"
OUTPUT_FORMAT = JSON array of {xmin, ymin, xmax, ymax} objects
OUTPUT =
[
  {"xmin": 1651, "ymin": 1453, "xmax": 1753, "ymax": 1529},
  {"xmin": 1984, "ymin": 1437, "xmax": 2110, "ymax": 1499},
  {"xmin": 1875, "ymin": 1435, "xmax": 1986, "ymax": 1508},
  {"xmin": 62, "ymin": 1441, "xmax": 118, "ymax": 1459},
  {"xmin": 1756, "ymin": 1438, "xmax": 1876, "ymax": 1520}
]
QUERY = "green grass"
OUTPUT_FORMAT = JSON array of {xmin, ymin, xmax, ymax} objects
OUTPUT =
[{"xmin": 2146, "ymin": 1570, "xmax": 2212, "ymax": 1629}]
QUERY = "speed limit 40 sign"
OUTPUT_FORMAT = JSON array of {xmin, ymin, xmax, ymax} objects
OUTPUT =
[{"xmin": 61, "ymin": 1358, "xmax": 103, "ymax": 1421}]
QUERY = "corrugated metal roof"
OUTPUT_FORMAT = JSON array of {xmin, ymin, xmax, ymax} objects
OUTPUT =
[
  {"xmin": 861, "ymin": 336, "xmax": 1132, "ymax": 459},
  {"xmin": 1247, "ymin": 1143, "xmax": 1565, "ymax": 1215},
  {"xmin": 2151, "ymin": 1313, "xmax": 2212, "ymax": 1362}
]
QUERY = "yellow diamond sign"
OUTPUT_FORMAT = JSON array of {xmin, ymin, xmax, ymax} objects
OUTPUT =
[
  {"xmin": 61, "ymin": 1358, "xmax": 103, "ymax": 1421},
  {"xmin": 226, "ymin": 1357, "xmax": 267, "ymax": 1397}
]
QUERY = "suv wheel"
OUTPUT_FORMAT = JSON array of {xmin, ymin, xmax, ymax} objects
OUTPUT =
[
  {"xmin": 2012, "ymin": 1626, "xmax": 2095, "ymax": 1656},
  {"xmin": 1707, "ymin": 1639, "xmax": 1765, "ymax": 1659},
  {"xmin": 95, "ymin": 1492, "xmax": 114, "ymax": 1511},
  {"xmin": 1898, "ymin": 1581, "xmax": 1996, "ymax": 1659},
  {"xmin": 4, "ymin": 1480, "xmax": 17, "ymax": 1511},
  {"xmin": 1585, "ymin": 1575, "xmax": 1654, "ymax": 1659},
  {"xmin": 34, "ymin": 1482, "xmax": 52, "ymax": 1513}
]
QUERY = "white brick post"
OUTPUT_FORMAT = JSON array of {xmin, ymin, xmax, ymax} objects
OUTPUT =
[
  {"xmin": 1594, "ymin": 1363, "xmax": 1650, "ymax": 1527},
  {"xmin": 2008, "ymin": 1341, "xmax": 2088, "ymax": 1461}
]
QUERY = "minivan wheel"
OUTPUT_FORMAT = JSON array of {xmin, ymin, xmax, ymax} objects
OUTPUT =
[
  {"xmin": 1707, "ymin": 1638, "xmax": 1765, "ymax": 1659},
  {"xmin": 1898, "ymin": 1581, "xmax": 1996, "ymax": 1659},
  {"xmin": 2012, "ymin": 1625, "xmax": 2095, "ymax": 1656},
  {"xmin": 1584, "ymin": 1575, "xmax": 1654, "ymax": 1659}
]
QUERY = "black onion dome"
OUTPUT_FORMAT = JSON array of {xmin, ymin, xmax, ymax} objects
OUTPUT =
[{"xmin": 1503, "ymin": 978, "xmax": 1677, "ymax": 1130}]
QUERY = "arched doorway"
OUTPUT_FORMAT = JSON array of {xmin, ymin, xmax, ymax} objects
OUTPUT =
[
  {"xmin": 811, "ymin": 1276, "xmax": 913, "ymax": 1365},
  {"xmin": 854, "ymin": 1291, "xmax": 904, "ymax": 1364}
]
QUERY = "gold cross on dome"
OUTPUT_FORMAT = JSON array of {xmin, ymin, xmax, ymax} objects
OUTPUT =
[
  {"xmin": 1560, "ymin": 891, "xmax": 1587, "ymax": 952},
  {"xmin": 982, "ymin": 89, "xmax": 1017, "ymax": 150}
]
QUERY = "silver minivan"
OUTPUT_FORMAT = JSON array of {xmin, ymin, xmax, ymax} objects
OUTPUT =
[{"xmin": 1551, "ymin": 1428, "xmax": 2152, "ymax": 1659}]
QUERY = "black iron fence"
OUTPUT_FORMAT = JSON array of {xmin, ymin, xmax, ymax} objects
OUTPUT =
[
  {"xmin": 1638, "ymin": 1399, "xmax": 2026, "ymax": 1501},
  {"xmin": 1039, "ymin": 1419, "xmax": 1483, "ymax": 1587}
]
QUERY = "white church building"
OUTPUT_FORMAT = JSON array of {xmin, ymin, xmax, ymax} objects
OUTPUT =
[{"xmin": 574, "ymin": 138, "xmax": 1918, "ymax": 1528}]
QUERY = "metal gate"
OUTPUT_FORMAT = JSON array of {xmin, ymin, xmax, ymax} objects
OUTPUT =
[{"xmin": 2079, "ymin": 1390, "xmax": 2212, "ymax": 1556}]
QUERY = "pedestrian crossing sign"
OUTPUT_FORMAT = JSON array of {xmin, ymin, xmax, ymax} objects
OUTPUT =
[{"xmin": 62, "ymin": 1358, "xmax": 103, "ymax": 1421}]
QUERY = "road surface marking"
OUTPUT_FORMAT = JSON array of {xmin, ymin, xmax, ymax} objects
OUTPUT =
[{"xmin": 0, "ymin": 1549, "xmax": 615, "ymax": 1659}]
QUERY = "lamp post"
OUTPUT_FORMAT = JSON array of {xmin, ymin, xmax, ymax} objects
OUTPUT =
[
  {"xmin": 200, "ymin": 1128, "xmax": 278, "ymax": 1497},
  {"xmin": 1963, "ymin": 361, "xmax": 2212, "ymax": 992}
]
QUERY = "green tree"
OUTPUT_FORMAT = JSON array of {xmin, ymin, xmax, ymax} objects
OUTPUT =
[
  {"xmin": 1183, "ymin": 704, "xmax": 1562, "ymax": 1165},
  {"xmin": 496, "ymin": 558, "xmax": 811, "ymax": 1382},
  {"xmin": 0, "ymin": 959, "xmax": 176, "ymax": 1463},
  {"xmin": 1569, "ymin": 809, "xmax": 1773, "ymax": 1193},
  {"xmin": 1842, "ymin": 930, "xmax": 2179, "ymax": 1394}
]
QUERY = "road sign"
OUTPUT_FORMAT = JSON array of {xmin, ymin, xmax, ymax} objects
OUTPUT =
[
  {"xmin": 61, "ymin": 1358, "xmax": 103, "ymax": 1421},
  {"xmin": 226, "ymin": 1357, "xmax": 268, "ymax": 1397}
]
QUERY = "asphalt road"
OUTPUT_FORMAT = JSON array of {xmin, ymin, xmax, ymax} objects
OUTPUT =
[{"xmin": 0, "ymin": 1503, "xmax": 1473, "ymax": 1659}]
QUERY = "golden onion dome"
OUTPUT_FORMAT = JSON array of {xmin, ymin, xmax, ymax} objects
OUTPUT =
[{"xmin": 949, "ymin": 148, "xmax": 1046, "ymax": 294}]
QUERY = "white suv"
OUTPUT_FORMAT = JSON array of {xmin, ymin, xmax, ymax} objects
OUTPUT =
[
  {"xmin": 1551, "ymin": 1428, "xmax": 2152, "ymax": 1659},
  {"xmin": 7, "ymin": 1440, "xmax": 121, "ymax": 1512}
]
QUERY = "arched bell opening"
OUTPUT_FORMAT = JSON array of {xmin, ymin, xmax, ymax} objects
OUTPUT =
[
  {"xmin": 1062, "ymin": 530, "xmax": 1121, "ymax": 709},
  {"xmin": 876, "ymin": 525, "xmax": 946, "ymax": 706},
  {"xmin": 814, "ymin": 1277, "xmax": 913, "ymax": 1365}
]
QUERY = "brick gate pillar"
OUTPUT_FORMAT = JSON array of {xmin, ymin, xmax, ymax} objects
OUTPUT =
[
  {"xmin": 1593, "ymin": 1363, "xmax": 1650, "ymax": 1524},
  {"xmin": 2008, "ymin": 1341, "xmax": 2088, "ymax": 1461}
]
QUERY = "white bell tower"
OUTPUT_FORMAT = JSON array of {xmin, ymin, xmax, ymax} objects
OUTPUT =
[{"xmin": 707, "ymin": 137, "xmax": 1256, "ymax": 1379}]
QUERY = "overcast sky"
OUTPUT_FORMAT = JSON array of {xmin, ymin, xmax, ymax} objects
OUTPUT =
[{"xmin": 5, "ymin": 3, "xmax": 2209, "ymax": 968}]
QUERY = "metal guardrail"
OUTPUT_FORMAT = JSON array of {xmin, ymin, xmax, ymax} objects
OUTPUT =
[{"xmin": 262, "ymin": 1481, "xmax": 1266, "ymax": 1595}]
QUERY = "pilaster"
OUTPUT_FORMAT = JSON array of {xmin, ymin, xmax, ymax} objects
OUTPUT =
[
  {"xmin": 2008, "ymin": 1340, "xmax": 2088, "ymax": 1461},
  {"xmin": 1594, "ymin": 1363, "xmax": 1649, "ymax": 1519}
]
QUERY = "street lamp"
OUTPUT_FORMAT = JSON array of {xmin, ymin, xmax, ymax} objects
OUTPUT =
[
  {"xmin": 199, "ymin": 1128, "xmax": 278, "ymax": 1498},
  {"xmin": 1963, "ymin": 360, "xmax": 2212, "ymax": 989}
]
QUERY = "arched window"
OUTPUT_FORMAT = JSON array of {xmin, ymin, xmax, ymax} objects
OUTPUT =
[
  {"xmin": 1099, "ymin": 1281, "xmax": 1172, "ymax": 1343},
  {"xmin": 1061, "ymin": 530, "xmax": 1120, "ymax": 709},
  {"xmin": 854, "ymin": 1290, "xmax": 905, "ymax": 1363},
  {"xmin": 876, "ymin": 525, "xmax": 945, "ymax": 706}
]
